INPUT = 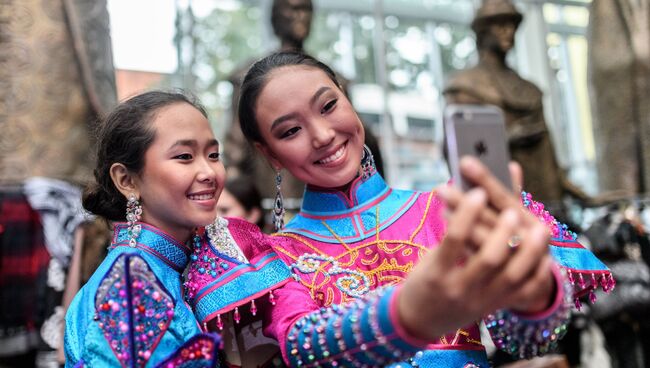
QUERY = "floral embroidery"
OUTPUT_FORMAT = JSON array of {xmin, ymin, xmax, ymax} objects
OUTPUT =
[{"xmin": 290, "ymin": 253, "xmax": 371, "ymax": 298}]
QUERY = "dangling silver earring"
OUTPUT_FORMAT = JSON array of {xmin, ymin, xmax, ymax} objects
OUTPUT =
[
  {"xmin": 273, "ymin": 169, "xmax": 285, "ymax": 232},
  {"xmin": 360, "ymin": 145, "xmax": 377, "ymax": 180},
  {"xmin": 126, "ymin": 193, "xmax": 142, "ymax": 247}
]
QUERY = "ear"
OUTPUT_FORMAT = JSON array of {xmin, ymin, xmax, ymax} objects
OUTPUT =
[
  {"xmin": 254, "ymin": 142, "xmax": 283, "ymax": 171},
  {"xmin": 247, "ymin": 207, "xmax": 263, "ymax": 226},
  {"xmin": 109, "ymin": 163, "xmax": 139, "ymax": 199}
]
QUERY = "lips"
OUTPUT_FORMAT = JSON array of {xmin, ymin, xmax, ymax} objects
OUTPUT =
[{"xmin": 314, "ymin": 142, "xmax": 347, "ymax": 165}]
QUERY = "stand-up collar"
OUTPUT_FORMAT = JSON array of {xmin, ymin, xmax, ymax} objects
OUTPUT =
[
  {"xmin": 111, "ymin": 222, "xmax": 191, "ymax": 273},
  {"xmin": 301, "ymin": 173, "xmax": 389, "ymax": 214}
]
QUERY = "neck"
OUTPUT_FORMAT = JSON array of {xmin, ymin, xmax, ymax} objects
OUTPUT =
[
  {"xmin": 280, "ymin": 40, "xmax": 303, "ymax": 52},
  {"xmin": 479, "ymin": 48, "xmax": 507, "ymax": 68}
]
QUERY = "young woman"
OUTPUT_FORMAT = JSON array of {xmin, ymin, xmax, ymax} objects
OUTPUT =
[
  {"xmin": 188, "ymin": 52, "xmax": 613, "ymax": 367},
  {"xmin": 63, "ymin": 91, "xmax": 291, "ymax": 367}
]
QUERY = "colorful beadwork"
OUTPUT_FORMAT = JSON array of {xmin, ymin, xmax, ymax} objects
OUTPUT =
[
  {"xmin": 485, "ymin": 269, "xmax": 573, "ymax": 359},
  {"xmin": 94, "ymin": 254, "xmax": 174, "ymax": 367},
  {"xmin": 206, "ymin": 217, "xmax": 247, "ymax": 263},
  {"xmin": 286, "ymin": 286, "xmax": 421, "ymax": 367},
  {"xmin": 155, "ymin": 333, "xmax": 221, "ymax": 368},
  {"xmin": 184, "ymin": 225, "xmax": 242, "ymax": 301},
  {"xmin": 521, "ymin": 191, "xmax": 576, "ymax": 241}
]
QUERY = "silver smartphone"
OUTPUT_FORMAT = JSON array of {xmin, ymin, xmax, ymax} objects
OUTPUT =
[{"xmin": 444, "ymin": 104, "xmax": 512, "ymax": 191}]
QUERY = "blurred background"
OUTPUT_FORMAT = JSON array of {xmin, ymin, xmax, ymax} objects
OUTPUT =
[{"xmin": 2, "ymin": 0, "xmax": 649, "ymax": 367}]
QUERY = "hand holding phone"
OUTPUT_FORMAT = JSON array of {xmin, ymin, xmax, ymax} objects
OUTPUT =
[{"xmin": 444, "ymin": 104, "xmax": 512, "ymax": 192}]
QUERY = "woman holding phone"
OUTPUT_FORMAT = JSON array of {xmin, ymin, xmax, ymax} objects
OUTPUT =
[{"xmin": 187, "ymin": 51, "xmax": 613, "ymax": 367}]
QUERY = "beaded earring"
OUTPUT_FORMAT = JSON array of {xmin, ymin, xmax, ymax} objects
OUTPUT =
[
  {"xmin": 360, "ymin": 144, "xmax": 377, "ymax": 180},
  {"xmin": 126, "ymin": 193, "xmax": 142, "ymax": 247},
  {"xmin": 273, "ymin": 169, "xmax": 285, "ymax": 232}
]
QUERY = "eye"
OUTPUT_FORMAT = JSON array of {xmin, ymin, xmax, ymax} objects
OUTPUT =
[
  {"xmin": 208, "ymin": 152, "xmax": 220, "ymax": 160},
  {"xmin": 321, "ymin": 99, "xmax": 337, "ymax": 114},
  {"xmin": 173, "ymin": 153, "xmax": 192, "ymax": 160},
  {"xmin": 280, "ymin": 127, "xmax": 301, "ymax": 139}
]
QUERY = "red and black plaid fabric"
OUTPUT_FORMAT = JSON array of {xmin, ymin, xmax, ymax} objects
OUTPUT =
[{"xmin": 0, "ymin": 189, "xmax": 51, "ymax": 341}]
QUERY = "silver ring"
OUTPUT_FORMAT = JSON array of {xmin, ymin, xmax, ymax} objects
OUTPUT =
[{"xmin": 507, "ymin": 234, "xmax": 522, "ymax": 250}]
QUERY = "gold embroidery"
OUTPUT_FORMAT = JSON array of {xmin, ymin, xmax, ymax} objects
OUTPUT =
[
  {"xmin": 274, "ymin": 195, "xmax": 442, "ymax": 306},
  {"xmin": 409, "ymin": 190, "xmax": 437, "ymax": 242}
]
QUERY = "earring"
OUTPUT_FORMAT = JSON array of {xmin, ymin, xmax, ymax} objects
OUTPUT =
[
  {"xmin": 360, "ymin": 145, "xmax": 377, "ymax": 180},
  {"xmin": 273, "ymin": 169, "xmax": 285, "ymax": 232},
  {"xmin": 126, "ymin": 193, "xmax": 142, "ymax": 247}
]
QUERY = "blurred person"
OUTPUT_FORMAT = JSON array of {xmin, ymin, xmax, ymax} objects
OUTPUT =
[{"xmin": 217, "ymin": 177, "xmax": 266, "ymax": 230}]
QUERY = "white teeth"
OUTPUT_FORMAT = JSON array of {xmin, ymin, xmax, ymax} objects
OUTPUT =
[
  {"xmin": 188, "ymin": 193, "xmax": 214, "ymax": 200},
  {"xmin": 317, "ymin": 145, "xmax": 345, "ymax": 164}
]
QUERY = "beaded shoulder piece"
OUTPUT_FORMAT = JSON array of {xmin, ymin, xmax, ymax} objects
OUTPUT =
[
  {"xmin": 185, "ymin": 217, "xmax": 292, "ymax": 328},
  {"xmin": 94, "ymin": 253, "xmax": 175, "ymax": 367},
  {"xmin": 522, "ymin": 191, "xmax": 615, "ymax": 308}
]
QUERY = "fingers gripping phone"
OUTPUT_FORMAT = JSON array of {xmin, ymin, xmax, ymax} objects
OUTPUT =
[{"xmin": 444, "ymin": 104, "xmax": 512, "ymax": 191}]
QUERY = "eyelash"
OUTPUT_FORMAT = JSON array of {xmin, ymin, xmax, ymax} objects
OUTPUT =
[
  {"xmin": 321, "ymin": 99, "xmax": 337, "ymax": 114},
  {"xmin": 173, "ymin": 152, "xmax": 220, "ymax": 160},
  {"xmin": 280, "ymin": 127, "xmax": 300, "ymax": 139}
]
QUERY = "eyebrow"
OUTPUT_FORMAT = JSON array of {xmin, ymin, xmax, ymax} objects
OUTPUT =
[
  {"xmin": 169, "ymin": 139, "xmax": 220, "ymax": 149},
  {"xmin": 270, "ymin": 86, "xmax": 332, "ymax": 131}
]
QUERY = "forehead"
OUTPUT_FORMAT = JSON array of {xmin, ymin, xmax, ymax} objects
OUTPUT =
[
  {"xmin": 149, "ymin": 102, "xmax": 212, "ymax": 139},
  {"xmin": 259, "ymin": 66, "xmax": 333, "ymax": 102}
]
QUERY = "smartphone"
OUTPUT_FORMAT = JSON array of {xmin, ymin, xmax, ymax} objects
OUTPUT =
[{"xmin": 444, "ymin": 104, "xmax": 512, "ymax": 191}]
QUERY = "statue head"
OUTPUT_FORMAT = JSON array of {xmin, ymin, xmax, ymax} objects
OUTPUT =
[
  {"xmin": 471, "ymin": 0, "xmax": 523, "ymax": 54},
  {"xmin": 271, "ymin": 0, "xmax": 313, "ymax": 50}
]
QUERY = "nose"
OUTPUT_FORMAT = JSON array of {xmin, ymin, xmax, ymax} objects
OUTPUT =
[
  {"xmin": 196, "ymin": 157, "xmax": 220, "ymax": 184},
  {"xmin": 310, "ymin": 119, "xmax": 335, "ymax": 149}
]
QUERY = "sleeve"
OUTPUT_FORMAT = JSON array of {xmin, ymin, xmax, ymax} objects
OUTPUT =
[
  {"xmin": 89, "ymin": 253, "xmax": 222, "ymax": 367},
  {"xmin": 185, "ymin": 217, "xmax": 292, "ymax": 327},
  {"xmin": 263, "ymin": 281, "xmax": 429, "ymax": 367},
  {"xmin": 485, "ymin": 192, "xmax": 617, "ymax": 360},
  {"xmin": 521, "ymin": 191, "xmax": 615, "ymax": 307},
  {"xmin": 484, "ymin": 264, "xmax": 573, "ymax": 359}
]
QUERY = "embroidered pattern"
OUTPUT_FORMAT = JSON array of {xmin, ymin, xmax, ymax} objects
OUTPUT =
[
  {"xmin": 95, "ymin": 254, "xmax": 174, "ymax": 367},
  {"xmin": 291, "ymin": 253, "xmax": 371, "ymax": 298},
  {"xmin": 206, "ymin": 217, "xmax": 248, "ymax": 263},
  {"xmin": 279, "ymin": 204, "xmax": 430, "ymax": 305}
]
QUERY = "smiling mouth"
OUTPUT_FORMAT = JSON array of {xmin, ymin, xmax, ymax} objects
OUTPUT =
[
  {"xmin": 188, "ymin": 193, "xmax": 215, "ymax": 200},
  {"xmin": 315, "ymin": 143, "xmax": 347, "ymax": 165}
]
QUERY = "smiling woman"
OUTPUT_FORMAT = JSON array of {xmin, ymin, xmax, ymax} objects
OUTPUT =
[
  {"xmin": 183, "ymin": 51, "xmax": 614, "ymax": 368},
  {"xmin": 63, "ymin": 91, "xmax": 224, "ymax": 367}
]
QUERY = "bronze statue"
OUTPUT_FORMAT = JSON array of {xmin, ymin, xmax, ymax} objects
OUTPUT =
[
  {"xmin": 224, "ymin": 0, "xmax": 384, "ymax": 206},
  {"xmin": 588, "ymin": 0, "xmax": 650, "ymax": 195},
  {"xmin": 443, "ymin": 0, "xmax": 590, "ymax": 208}
]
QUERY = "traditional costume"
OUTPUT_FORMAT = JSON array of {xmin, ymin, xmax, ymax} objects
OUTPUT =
[
  {"xmin": 64, "ymin": 223, "xmax": 222, "ymax": 367},
  {"xmin": 187, "ymin": 156, "xmax": 613, "ymax": 367}
]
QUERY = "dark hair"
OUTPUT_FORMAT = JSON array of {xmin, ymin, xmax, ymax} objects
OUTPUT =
[
  {"xmin": 224, "ymin": 176, "xmax": 265, "ymax": 228},
  {"xmin": 83, "ymin": 90, "xmax": 208, "ymax": 221},
  {"xmin": 238, "ymin": 51, "xmax": 339, "ymax": 144}
]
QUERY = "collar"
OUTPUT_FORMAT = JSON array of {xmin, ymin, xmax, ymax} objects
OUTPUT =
[
  {"xmin": 111, "ymin": 222, "xmax": 192, "ymax": 273},
  {"xmin": 301, "ymin": 172, "xmax": 389, "ymax": 215}
]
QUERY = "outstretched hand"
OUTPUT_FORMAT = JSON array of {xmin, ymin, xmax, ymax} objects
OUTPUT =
[{"xmin": 397, "ymin": 157, "xmax": 555, "ymax": 341}]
